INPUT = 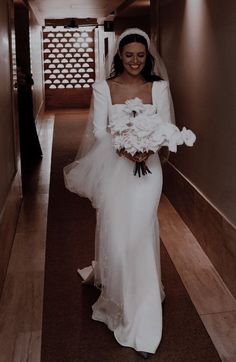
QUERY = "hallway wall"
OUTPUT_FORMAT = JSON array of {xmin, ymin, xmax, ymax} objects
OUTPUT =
[
  {"xmin": 157, "ymin": 0, "xmax": 236, "ymax": 226},
  {"xmin": 0, "ymin": 0, "xmax": 43, "ymax": 297},
  {"xmin": 150, "ymin": 0, "xmax": 236, "ymax": 297},
  {"xmin": 29, "ymin": 7, "xmax": 44, "ymax": 118},
  {"xmin": 0, "ymin": 0, "xmax": 16, "ymax": 212},
  {"xmin": 0, "ymin": 0, "xmax": 22, "ymax": 296}
]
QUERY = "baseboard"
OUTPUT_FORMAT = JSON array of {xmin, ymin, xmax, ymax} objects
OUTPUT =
[
  {"xmin": 0, "ymin": 171, "xmax": 22, "ymax": 297},
  {"xmin": 163, "ymin": 161, "xmax": 236, "ymax": 299}
]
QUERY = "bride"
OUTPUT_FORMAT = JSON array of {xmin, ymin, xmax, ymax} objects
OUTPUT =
[{"xmin": 64, "ymin": 28, "xmax": 175, "ymax": 359}]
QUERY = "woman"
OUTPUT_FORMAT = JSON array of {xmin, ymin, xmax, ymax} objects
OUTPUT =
[{"xmin": 64, "ymin": 28, "xmax": 174, "ymax": 358}]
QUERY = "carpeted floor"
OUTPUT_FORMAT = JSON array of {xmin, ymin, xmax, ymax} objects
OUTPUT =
[{"xmin": 41, "ymin": 112, "xmax": 221, "ymax": 362}]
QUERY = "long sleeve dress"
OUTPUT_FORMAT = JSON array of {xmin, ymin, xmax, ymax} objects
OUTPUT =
[{"xmin": 64, "ymin": 79, "xmax": 174, "ymax": 354}]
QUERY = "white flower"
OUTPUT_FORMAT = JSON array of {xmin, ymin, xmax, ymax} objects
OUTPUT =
[
  {"xmin": 181, "ymin": 127, "xmax": 196, "ymax": 146},
  {"xmin": 132, "ymin": 114, "xmax": 156, "ymax": 138},
  {"xmin": 109, "ymin": 97, "xmax": 196, "ymax": 157},
  {"xmin": 112, "ymin": 134, "xmax": 126, "ymax": 150},
  {"xmin": 168, "ymin": 129, "xmax": 183, "ymax": 152},
  {"xmin": 150, "ymin": 130, "xmax": 166, "ymax": 149},
  {"xmin": 123, "ymin": 97, "xmax": 146, "ymax": 115},
  {"xmin": 109, "ymin": 113, "xmax": 131, "ymax": 134},
  {"xmin": 142, "ymin": 104, "xmax": 157, "ymax": 116},
  {"xmin": 124, "ymin": 142, "xmax": 140, "ymax": 155}
]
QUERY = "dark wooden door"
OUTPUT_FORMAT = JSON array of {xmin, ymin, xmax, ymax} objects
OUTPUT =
[{"xmin": 14, "ymin": 0, "xmax": 42, "ymax": 184}]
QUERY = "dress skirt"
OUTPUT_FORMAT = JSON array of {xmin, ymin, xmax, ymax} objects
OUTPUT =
[{"xmin": 64, "ymin": 133, "xmax": 164, "ymax": 354}]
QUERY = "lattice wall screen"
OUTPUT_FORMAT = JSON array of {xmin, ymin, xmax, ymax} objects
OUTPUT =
[{"xmin": 43, "ymin": 27, "xmax": 95, "ymax": 90}]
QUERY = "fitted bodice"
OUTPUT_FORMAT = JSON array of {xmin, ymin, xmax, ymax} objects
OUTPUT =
[
  {"xmin": 111, "ymin": 103, "xmax": 152, "ymax": 107},
  {"xmin": 110, "ymin": 103, "xmax": 157, "ymax": 124},
  {"xmin": 111, "ymin": 103, "xmax": 155, "ymax": 113}
]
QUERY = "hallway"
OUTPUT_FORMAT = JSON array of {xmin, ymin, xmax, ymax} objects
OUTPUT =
[
  {"xmin": 0, "ymin": 0, "xmax": 236, "ymax": 361},
  {"xmin": 0, "ymin": 109, "xmax": 235, "ymax": 361}
]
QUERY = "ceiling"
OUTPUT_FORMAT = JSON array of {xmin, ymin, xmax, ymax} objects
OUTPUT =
[
  {"xmin": 117, "ymin": 0, "xmax": 150, "ymax": 17},
  {"xmin": 28, "ymin": 0, "xmax": 150, "ymax": 25}
]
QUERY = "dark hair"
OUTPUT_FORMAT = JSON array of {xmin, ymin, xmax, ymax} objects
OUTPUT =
[{"xmin": 109, "ymin": 33, "xmax": 162, "ymax": 82}]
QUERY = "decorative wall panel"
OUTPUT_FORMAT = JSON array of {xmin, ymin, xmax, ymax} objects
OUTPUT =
[{"xmin": 43, "ymin": 26, "xmax": 95, "ymax": 108}]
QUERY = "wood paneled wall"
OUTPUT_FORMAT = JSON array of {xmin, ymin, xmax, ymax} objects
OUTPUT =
[
  {"xmin": 150, "ymin": 0, "xmax": 236, "ymax": 297},
  {"xmin": 0, "ymin": 0, "xmax": 22, "ymax": 297},
  {"xmin": 163, "ymin": 162, "xmax": 236, "ymax": 298},
  {"xmin": 29, "ymin": 6, "xmax": 44, "ymax": 118}
]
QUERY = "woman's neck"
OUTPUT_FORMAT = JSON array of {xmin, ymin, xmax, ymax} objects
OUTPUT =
[{"xmin": 117, "ymin": 72, "xmax": 145, "ymax": 85}]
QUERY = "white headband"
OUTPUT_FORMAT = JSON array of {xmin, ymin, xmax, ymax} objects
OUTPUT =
[{"xmin": 117, "ymin": 28, "xmax": 150, "ymax": 49}]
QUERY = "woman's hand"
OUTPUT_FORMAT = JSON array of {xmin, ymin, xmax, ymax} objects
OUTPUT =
[
  {"xmin": 134, "ymin": 150, "xmax": 154, "ymax": 162},
  {"xmin": 117, "ymin": 149, "xmax": 154, "ymax": 163},
  {"xmin": 117, "ymin": 149, "xmax": 153, "ymax": 177},
  {"xmin": 117, "ymin": 149, "xmax": 136, "ymax": 162}
]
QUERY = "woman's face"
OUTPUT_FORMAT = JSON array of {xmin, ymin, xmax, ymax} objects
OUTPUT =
[{"xmin": 119, "ymin": 42, "xmax": 147, "ymax": 77}]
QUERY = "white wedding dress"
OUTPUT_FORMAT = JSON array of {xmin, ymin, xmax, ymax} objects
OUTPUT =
[{"xmin": 64, "ymin": 80, "xmax": 174, "ymax": 354}]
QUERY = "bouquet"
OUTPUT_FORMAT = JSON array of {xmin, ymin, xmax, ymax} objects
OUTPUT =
[{"xmin": 109, "ymin": 98, "xmax": 196, "ymax": 177}]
